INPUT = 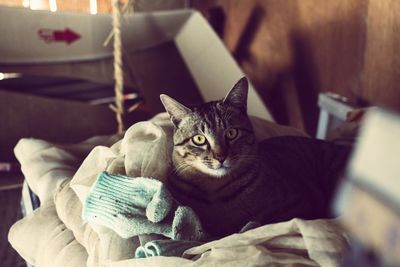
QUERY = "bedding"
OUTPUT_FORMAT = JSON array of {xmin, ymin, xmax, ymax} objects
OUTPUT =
[{"xmin": 8, "ymin": 113, "xmax": 349, "ymax": 267}]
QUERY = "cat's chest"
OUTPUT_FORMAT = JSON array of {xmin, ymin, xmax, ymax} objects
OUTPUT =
[{"xmin": 168, "ymin": 171, "xmax": 276, "ymax": 234}]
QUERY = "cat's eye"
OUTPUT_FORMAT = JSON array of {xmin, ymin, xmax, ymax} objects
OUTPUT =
[
  {"xmin": 192, "ymin": 134, "xmax": 207, "ymax": 145},
  {"xmin": 226, "ymin": 128, "xmax": 239, "ymax": 140}
]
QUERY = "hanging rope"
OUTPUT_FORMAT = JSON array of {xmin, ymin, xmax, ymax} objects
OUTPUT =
[
  {"xmin": 109, "ymin": 0, "xmax": 138, "ymax": 133},
  {"xmin": 104, "ymin": 0, "xmax": 134, "ymax": 47},
  {"xmin": 111, "ymin": 0, "xmax": 125, "ymax": 133}
]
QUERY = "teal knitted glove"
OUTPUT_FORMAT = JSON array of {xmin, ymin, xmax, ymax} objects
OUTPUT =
[
  {"xmin": 83, "ymin": 171, "xmax": 206, "ymax": 241},
  {"xmin": 135, "ymin": 239, "xmax": 204, "ymax": 258}
]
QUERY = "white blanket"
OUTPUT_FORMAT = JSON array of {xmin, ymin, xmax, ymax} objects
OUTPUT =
[{"xmin": 9, "ymin": 113, "xmax": 348, "ymax": 267}]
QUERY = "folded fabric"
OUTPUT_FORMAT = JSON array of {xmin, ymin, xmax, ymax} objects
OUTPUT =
[
  {"xmin": 83, "ymin": 171, "xmax": 207, "ymax": 241},
  {"xmin": 135, "ymin": 240, "xmax": 204, "ymax": 258},
  {"xmin": 8, "ymin": 201, "xmax": 89, "ymax": 267},
  {"xmin": 239, "ymin": 221, "xmax": 262, "ymax": 233}
]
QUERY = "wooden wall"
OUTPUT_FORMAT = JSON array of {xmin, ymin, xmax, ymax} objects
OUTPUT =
[
  {"xmin": 193, "ymin": 0, "xmax": 367, "ymax": 134},
  {"xmin": 194, "ymin": 0, "xmax": 400, "ymax": 135},
  {"xmin": 0, "ymin": 0, "xmax": 186, "ymax": 13},
  {"xmin": 361, "ymin": 0, "xmax": 400, "ymax": 109},
  {"xmin": 0, "ymin": 0, "xmax": 109, "ymax": 12}
]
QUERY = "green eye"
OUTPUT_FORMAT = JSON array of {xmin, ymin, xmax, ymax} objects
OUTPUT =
[
  {"xmin": 192, "ymin": 134, "xmax": 207, "ymax": 145},
  {"xmin": 226, "ymin": 128, "xmax": 239, "ymax": 140}
]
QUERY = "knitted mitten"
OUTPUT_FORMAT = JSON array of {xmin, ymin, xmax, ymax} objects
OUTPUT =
[
  {"xmin": 83, "ymin": 171, "xmax": 206, "ymax": 241},
  {"xmin": 135, "ymin": 239, "xmax": 204, "ymax": 258}
]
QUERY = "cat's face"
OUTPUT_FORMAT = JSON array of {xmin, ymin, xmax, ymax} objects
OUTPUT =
[{"xmin": 161, "ymin": 77, "xmax": 257, "ymax": 179}]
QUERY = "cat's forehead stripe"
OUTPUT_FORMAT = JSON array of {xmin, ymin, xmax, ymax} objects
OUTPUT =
[
  {"xmin": 200, "ymin": 124, "xmax": 206, "ymax": 133},
  {"xmin": 199, "ymin": 103, "xmax": 229, "ymax": 129}
]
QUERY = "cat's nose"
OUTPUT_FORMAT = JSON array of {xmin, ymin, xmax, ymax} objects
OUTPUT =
[
  {"xmin": 214, "ymin": 153, "xmax": 227, "ymax": 163},
  {"xmin": 212, "ymin": 145, "xmax": 227, "ymax": 163}
]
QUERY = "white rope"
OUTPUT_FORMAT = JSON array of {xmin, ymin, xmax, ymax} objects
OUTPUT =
[
  {"xmin": 112, "ymin": 0, "xmax": 125, "ymax": 133},
  {"xmin": 104, "ymin": 0, "xmax": 134, "ymax": 47}
]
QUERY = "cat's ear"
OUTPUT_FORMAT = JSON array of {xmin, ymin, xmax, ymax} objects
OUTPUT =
[
  {"xmin": 223, "ymin": 77, "xmax": 248, "ymax": 112},
  {"xmin": 160, "ymin": 94, "xmax": 191, "ymax": 126}
]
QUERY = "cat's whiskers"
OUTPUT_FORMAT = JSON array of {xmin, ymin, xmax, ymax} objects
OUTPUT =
[{"xmin": 171, "ymin": 162, "xmax": 191, "ymax": 177}]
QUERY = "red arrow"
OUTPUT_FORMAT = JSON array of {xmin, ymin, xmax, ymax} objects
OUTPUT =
[{"xmin": 38, "ymin": 28, "xmax": 81, "ymax": 45}]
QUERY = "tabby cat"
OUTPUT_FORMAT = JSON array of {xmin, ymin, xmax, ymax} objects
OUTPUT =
[{"xmin": 160, "ymin": 77, "xmax": 350, "ymax": 238}]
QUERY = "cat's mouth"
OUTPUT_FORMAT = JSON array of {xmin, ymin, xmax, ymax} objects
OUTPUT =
[
  {"xmin": 196, "ymin": 160, "xmax": 231, "ymax": 178},
  {"xmin": 206, "ymin": 166, "xmax": 230, "ymax": 177}
]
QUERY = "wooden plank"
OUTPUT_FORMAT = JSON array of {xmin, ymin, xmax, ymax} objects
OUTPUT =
[{"xmin": 361, "ymin": 0, "xmax": 400, "ymax": 110}]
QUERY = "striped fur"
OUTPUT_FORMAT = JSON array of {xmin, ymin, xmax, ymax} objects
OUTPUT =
[{"xmin": 160, "ymin": 78, "xmax": 350, "ymax": 238}]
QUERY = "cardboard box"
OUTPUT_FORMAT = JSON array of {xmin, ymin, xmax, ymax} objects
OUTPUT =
[{"xmin": 0, "ymin": 6, "xmax": 272, "ymax": 120}]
